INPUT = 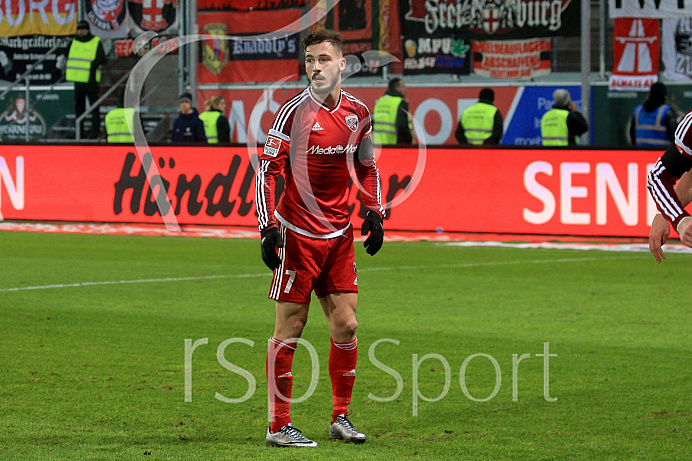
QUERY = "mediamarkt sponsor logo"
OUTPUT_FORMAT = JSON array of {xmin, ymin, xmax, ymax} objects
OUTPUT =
[{"xmin": 306, "ymin": 144, "xmax": 357, "ymax": 155}]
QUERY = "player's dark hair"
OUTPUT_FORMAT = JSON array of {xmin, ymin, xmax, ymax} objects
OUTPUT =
[
  {"xmin": 302, "ymin": 29, "xmax": 344, "ymax": 55},
  {"xmin": 388, "ymin": 77, "xmax": 403, "ymax": 92}
]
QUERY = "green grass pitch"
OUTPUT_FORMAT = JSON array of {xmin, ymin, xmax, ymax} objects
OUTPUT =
[{"xmin": 1, "ymin": 231, "xmax": 690, "ymax": 460}]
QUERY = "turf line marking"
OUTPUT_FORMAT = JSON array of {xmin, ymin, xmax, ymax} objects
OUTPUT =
[
  {"xmin": 443, "ymin": 240, "xmax": 692, "ymax": 253},
  {"xmin": 0, "ymin": 273, "xmax": 270, "ymax": 292},
  {"xmin": 358, "ymin": 256, "xmax": 639, "ymax": 273},
  {"xmin": 0, "ymin": 256, "xmax": 636, "ymax": 293}
]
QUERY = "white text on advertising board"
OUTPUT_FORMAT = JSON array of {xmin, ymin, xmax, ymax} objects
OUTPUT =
[
  {"xmin": 0, "ymin": 156, "xmax": 25, "ymax": 213},
  {"xmin": 523, "ymin": 161, "xmax": 657, "ymax": 226}
]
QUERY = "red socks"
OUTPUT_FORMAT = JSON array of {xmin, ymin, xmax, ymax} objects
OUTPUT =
[
  {"xmin": 266, "ymin": 338, "xmax": 296, "ymax": 433},
  {"xmin": 267, "ymin": 336, "xmax": 358, "ymax": 430},
  {"xmin": 329, "ymin": 337, "xmax": 358, "ymax": 423}
]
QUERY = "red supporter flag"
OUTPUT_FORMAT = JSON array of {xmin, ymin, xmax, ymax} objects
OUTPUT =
[{"xmin": 609, "ymin": 18, "xmax": 660, "ymax": 91}]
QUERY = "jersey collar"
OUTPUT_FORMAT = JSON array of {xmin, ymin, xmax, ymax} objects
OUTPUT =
[{"xmin": 307, "ymin": 87, "xmax": 342, "ymax": 113}]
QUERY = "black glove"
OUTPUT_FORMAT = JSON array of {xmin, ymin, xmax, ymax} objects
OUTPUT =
[
  {"xmin": 361, "ymin": 210, "xmax": 384, "ymax": 256},
  {"xmin": 260, "ymin": 227, "xmax": 283, "ymax": 271}
]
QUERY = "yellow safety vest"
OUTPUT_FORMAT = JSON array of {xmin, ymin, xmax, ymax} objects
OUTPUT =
[
  {"xmin": 372, "ymin": 95, "xmax": 413, "ymax": 145},
  {"xmin": 199, "ymin": 111, "xmax": 221, "ymax": 144},
  {"xmin": 105, "ymin": 108, "xmax": 135, "ymax": 143},
  {"xmin": 541, "ymin": 108, "xmax": 571, "ymax": 146},
  {"xmin": 66, "ymin": 36, "xmax": 102, "ymax": 83},
  {"xmin": 460, "ymin": 102, "xmax": 497, "ymax": 145}
]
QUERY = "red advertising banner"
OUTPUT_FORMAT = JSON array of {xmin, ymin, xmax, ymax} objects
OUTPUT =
[
  {"xmin": 197, "ymin": 10, "xmax": 301, "ymax": 84},
  {"xmin": 609, "ymin": 18, "xmax": 660, "ymax": 91},
  {"xmin": 0, "ymin": 146, "xmax": 665, "ymax": 237}
]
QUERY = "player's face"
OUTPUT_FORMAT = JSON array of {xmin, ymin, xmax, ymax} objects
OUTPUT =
[{"xmin": 305, "ymin": 41, "xmax": 345, "ymax": 100}]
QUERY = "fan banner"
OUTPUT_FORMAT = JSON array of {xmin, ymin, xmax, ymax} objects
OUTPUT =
[
  {"xmin": 609, "ymin": 18, "xmax": 660, "ymax": 91},
  {"xmin": 84, "ymin": 0, "xmax": 129, "ymax": 39},
  {"xmin": 198, "ymin": 0, "xmax": 306, "ymax": 10},
  {"xmin": 197, "ymin": 10, "xmax": 301, "ymax": 84},
  {"xmin": 0, "ymin": 36, "xmax": 71, "ymax": 84},
  {"xmin": 0, "ymin": 0, "xmax": 77, "ymax": 37},
  {"xmin": 377, "ymin": 0, "xmax": 403, "ymax": 73},
  {"xmin": 127, "ymin": 0, "xmax": 177, "ymax": 35},
  {"xmin": 400, "ymin": 0, "xmax": 578, "ymax": 75},
  {"xmin": 661, "ymin": 17, "xmax": 692, "ymax": 82},
  {"xmin": 608, "ymin": 0, "xmax": 690, "ymax": 19},
  {"xmin": 0, "ymin": 145, "xmax": 663, "ymax": 238},
  {"xmin": 471, "ymin": 39, "xmax": 551, "ymax": 79}
]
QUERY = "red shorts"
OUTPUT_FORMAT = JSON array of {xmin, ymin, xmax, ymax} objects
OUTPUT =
[{"xmin": 268, "ymin": 224, "xmax": 358, "ymax": 303}]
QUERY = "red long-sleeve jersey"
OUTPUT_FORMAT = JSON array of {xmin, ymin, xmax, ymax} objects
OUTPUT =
[
  {"xmin": 256, "ymin": 88, "xmax": 384, "ymax": 237},
  {"xmin": 647, "ymin": 109, "xmax": 692, "ymax": 228}
]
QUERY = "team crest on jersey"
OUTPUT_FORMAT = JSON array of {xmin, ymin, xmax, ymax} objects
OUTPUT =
[
  {"xmin": 345, "ymin": 114, "xmax": 358, "ymax": 132},
  {"xmin": 264, "ymin": 135, "xmax": 282, "ymax": 157}
]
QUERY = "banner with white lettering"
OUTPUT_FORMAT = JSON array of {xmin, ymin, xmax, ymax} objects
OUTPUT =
[
  {"xmin": 0, "ymin": 0, "xmax": 77, "ymax": 37},
  {"xmin": 609, "ymin": 0, "xmax": 690, "ymax": 19},
  {"xmin": 609, "ymin": 18, "xmax": 660, "ymax": 91},
  {"xmin": 0, "ymin": 36, "xmax": 71, "ymax": 85},
  {"xmin": 661, "ymin": 17, "xmax": 692, "ymax": 82},
  {"xmin": 197, "ymin": 10, "xmax": 300, "ymax": 84},
  {"xmin": 472, "ymin": 39, "xmax": 551, "ymax": 79},
  {"xmin": 0, "ymin": 87, "xmax": 73, "ymax": 142},
  {"xmin": 400, "ymin": 0, "xmax": 578, "ymax": 75},
  {"xmin": 84, "ymin": 0, "xmax": 129, "ymax": 39}
]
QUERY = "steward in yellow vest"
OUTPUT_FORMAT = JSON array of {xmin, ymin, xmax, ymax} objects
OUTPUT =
[
  {"xmin": 105, "ymin": 107, "xmax": 135, "ymax": 143},
  {"xmin": 372, "ymin": 78, "xmax": 414, "ymax": 145},
  {"xmin": 456, "ymin": 88, "xmax": 503, "ymax": 145},
  {"xmin": 65, "ymin": 20, "xmax": 106, "ymax": 139},
  {"xmin": 199, "ymin": 95, "xmax": 231, "ymax": 144},
  {"xmin": 540, "ymin": 89, "xmax": 589, "ymax": 146}
]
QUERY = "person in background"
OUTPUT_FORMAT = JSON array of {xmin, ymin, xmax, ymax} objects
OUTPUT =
[
  {"xmin": 199, "ymin": 95, "xmax": 231, "ymax": 144},
  {"xmin": 171, "ymin": 92, "xmax": 207, "ymax": 143},
  {"xmin": 372, "ymin": 77, "xmax": 414, "ymax": 145},
  {"xmin": 105, "ymin": 89, "xmax": 135, "ymax": 143},
  {"xmin": 65, "ymin": 20, "xmax": 106, "ymax": 139},
  {"xmin": 541, "ymin": 89, "xmax": 589, "ymax": 146},
  {"xmin": 647, "ymin": 108, "xmax": 692, "ymax": 263},
  {"xmin": 456, "ymin": 88, "xmax": 503, "ymax": 145},
  {"xmin": 630, "ymin": 82, "xmax": 677, "ymax": 147}
]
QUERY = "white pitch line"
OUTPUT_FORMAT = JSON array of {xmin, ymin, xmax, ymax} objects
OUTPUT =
[
  {"xmin": 0, "ymin": 273, "xmax": 270, "ymax": 293},
  {"xmin": 0, "ymin": 256, "xmax": 638, "ymax": 293},
  {"xmin": 443, "ymin": 240, "xmax": 692, "ymax": 254}
]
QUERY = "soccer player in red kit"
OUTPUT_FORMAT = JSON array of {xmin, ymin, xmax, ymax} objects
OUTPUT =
[
  {"xmin": 648, "ymin": 109, "xmax": 692, "ymax": 262},
  {"xmin": 255, "ymin": 29, "xmax": 385, "ymax": 447}
]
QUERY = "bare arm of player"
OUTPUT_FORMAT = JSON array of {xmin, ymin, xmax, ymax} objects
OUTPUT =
[{"xmin": 649, "ymin": 170, "xmax": 692, "ymax": 262}]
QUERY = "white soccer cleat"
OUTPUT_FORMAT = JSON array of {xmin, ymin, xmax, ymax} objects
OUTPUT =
[
  {"xmin": 329, "ymin": 414, "xmax": 366, "ymax": 444},
  {"xmin": 266, "ymin": 424, "xmax": 318, "ymax": 447}
]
